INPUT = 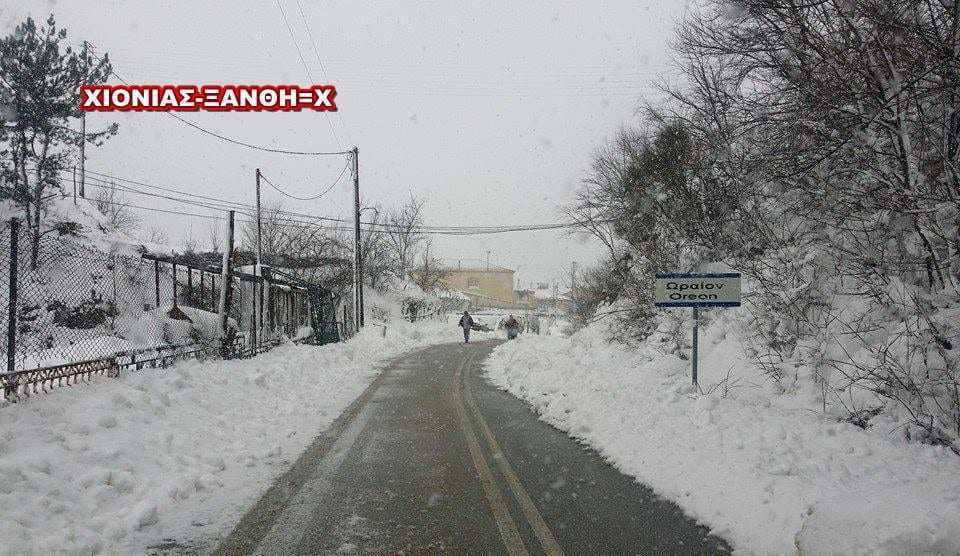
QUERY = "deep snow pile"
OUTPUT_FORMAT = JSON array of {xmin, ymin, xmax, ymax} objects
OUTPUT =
[
  {"xmin": 0, "ymin": 318, "xmax": 459, "ymax": 555},
  {"xmin": 484, "ymin": 314, "xmax": 960, "ymax": 555},
  {"xmin": 364, "ymin": 280, "xmax": 445, "ymax": 323},
  {"xmin": 1, "ymin": 196, "xmax": 211, "ymax": 371}
]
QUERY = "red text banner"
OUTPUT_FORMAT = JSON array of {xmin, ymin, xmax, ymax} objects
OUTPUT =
[{"xmin": 79, "ymin": 84, "xmax": 337, "ymax": 112}]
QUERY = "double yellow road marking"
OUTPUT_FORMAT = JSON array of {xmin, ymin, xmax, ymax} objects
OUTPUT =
[
  {"xmin": 452, "ymin": 352, "xmax": 527, "ymax": 554},
  {"xmin": 453, "ymin": 350, "xmax": 564, "ymax": 556}
]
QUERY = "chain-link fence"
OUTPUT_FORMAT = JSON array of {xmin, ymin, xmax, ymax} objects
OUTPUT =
[
  {"xmin": 0, "ymin": 221, "xmax": 173, "ymax": 371},
  {"xmin": 1, "ymin": 218, "xmax": 338, "ymax": 401}
]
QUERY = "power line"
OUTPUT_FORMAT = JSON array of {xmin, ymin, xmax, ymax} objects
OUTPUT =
[
  {"xmin": 164, "ymin": 112, "xmax": 350, "ymax": 156},
  {"xmin": 274, "ymin": 0, "xmax": 313, "ymax": 82},
  {"xmin": 73, "ymin": 176, "xmax": 602, "ymax": 235},
  {"xmin": 84, "ymin": 191, "xmax": 600, "ymax": 236},
  {"xmin": 311, "ymin": 160, "xmax": 352, "ymax": 200},
  {"xmin": 259, "ymin": 162, "xmax": 349, "ymax": 201},
  {"xmin": 84, "ymin": 177, "xmax": 246, "ymax": 214},
  {"xmin": 49, "ymin": 168, "xmax": 255, "ymax": 214},
  {"xmin": 49, "ymin": 165, "xmax": 350, "ymax": 226},
  {"xmin": 275, "ymin": 0, "xmax": 343, "ymax": 149},
  {"xmin": 49, "ymin": 165, "xmax": 607, "ymax": 234},
  {"xmin": 294, "ymin": 0, "xmax": 354, "ymax": 146},
  {"xmin": 56, "ymin": 179, "xmax": 352, "ymax": 233},
  {"xmin": 46, "ymin": 166, "xmax": 345, "ymax": 223},
  {"xmin": 82, "ymin": 168, "xmax": 250, "ymax": 209}
]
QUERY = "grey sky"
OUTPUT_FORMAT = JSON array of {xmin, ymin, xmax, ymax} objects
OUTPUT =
[{"xmin": 5, "ymin": 0, "xmax": 689, "ymax": 287}]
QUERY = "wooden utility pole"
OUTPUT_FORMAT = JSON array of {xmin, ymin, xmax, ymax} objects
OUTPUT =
[
  {"xmin": 79, "ymin": 111, "xmax": 86, "ymax": 198},
  {"xmin": 352, "ymin": 146, "xmax": 364, "ymax": 330},
  {"xmin": 218, "ymin": 211, "xmax": 235, "ymax": 335},
  {"xmin": 255, "ymin": 168, "xmax": 264, "ymax": 343},
  {"xmin": 255, "ymin": 168, "xmax": 263, "ymax": 269}
]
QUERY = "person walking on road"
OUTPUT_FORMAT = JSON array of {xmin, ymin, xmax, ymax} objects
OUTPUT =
[
  {"xmin": 504, "ymin": 314, "xmax": 520, "ymax": 340},
  {"xmin": 458, "ymin": 310, "xmax": 475, "ymax": 344}
]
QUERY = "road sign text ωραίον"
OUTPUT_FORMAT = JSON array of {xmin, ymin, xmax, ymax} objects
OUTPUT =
[{"xmin": 653, "ymin": 273, "xmax": 741, "ymax": 308}]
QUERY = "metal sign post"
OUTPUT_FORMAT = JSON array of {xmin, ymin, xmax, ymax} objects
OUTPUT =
[
  {"xmin": 692, "ymin": 305, "xmax": 699, "ymax": 385},
  {"xmin": 654, "ymin": 272, "xmax": 741, "ymax": 386}
]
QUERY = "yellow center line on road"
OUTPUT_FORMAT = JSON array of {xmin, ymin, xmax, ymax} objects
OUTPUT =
[
  {"xmin": 462, "ymin": 352, "xmax": 566, "ymax": 556},
  {"xmin": 452, "ymin": 350, "xmax": 529, "ymax": 556}
]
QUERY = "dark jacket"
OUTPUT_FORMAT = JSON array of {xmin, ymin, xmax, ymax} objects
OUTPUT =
[{"xmin": 458, "ymin": 314, "xmax": 474, "ymax": 329}]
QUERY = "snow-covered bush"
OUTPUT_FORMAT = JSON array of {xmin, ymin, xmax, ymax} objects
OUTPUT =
[{"xmin": 568, "ymin": 0, "xmax": 960, "ymax": 452}]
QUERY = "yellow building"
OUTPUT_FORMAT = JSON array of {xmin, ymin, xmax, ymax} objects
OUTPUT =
[{"xmin": 439, "ymin": 266, "xmax": 525, "ymax": 309}]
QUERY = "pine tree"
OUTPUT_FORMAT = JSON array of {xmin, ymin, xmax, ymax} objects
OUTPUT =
[{"xmin": 0, "ymin": 14, "xmax": 117, "ymax": 268}]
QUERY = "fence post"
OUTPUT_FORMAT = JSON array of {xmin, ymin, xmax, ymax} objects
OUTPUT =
[
  {"xmin": 154, "ymin": 259, "xmax": 160, "ymax": 308},
  {"xmin": 251, "ymin": 279, "xmax": 258, "ymax": 349},
  {"xmin": 187, "ymin": 268, "xmax": 193, "ymax": 305},
  {"xmin": 267, "ymin": 281, "xmax": 275, "ymax": 333},
  {"xmin": 171, "ymin": 263, "xmax": 178, "ymax": 308},
  {"xmin": 7, "ymin": 219, "xmax": 19, "ymax": 383},
  {"xmin": 110, "ymin": 253, "xmax": 118, "ymax": 331},
  {"xmin": 692, "ymin": 306, "xmax": 700, "ymax": 387}
]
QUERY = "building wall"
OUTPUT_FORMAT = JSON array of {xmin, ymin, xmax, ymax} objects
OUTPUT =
[{"xmin": 440, "ymin": 268, "xmax": 516, "ymax": 306}]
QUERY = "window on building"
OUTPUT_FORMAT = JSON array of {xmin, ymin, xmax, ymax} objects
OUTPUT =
[{"xmin": 467, "ymin": 277, "xmax": 480, "ymax": 288}]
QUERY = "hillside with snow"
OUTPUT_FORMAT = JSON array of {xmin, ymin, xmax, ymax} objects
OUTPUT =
[{"xmin": 0, "ymin": 196, "xmax": 238, "ymax": 373}]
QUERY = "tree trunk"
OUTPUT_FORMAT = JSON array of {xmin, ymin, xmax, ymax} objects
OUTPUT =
[{"xmin": 29, "ymin": 137, "xmax": 51, "ymax": 270}]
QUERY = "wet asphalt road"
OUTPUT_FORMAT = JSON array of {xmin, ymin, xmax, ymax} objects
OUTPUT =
[{"xmin": 215, "ymin": 340, "xmax": 731, "ymax": 555}]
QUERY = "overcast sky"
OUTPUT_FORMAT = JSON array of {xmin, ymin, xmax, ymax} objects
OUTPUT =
[{"xmin": 5, "ymin": 0, "xmax": 690, "ymax": 288}]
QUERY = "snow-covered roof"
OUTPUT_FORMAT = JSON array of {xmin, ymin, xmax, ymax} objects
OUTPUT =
[
  {"xmin": 438, "ymin": 289, "xmax": 470, "ymax": 300},
  {"xmin": 533, "ymin": 287, "xmax": 556, "ymax": 300}
]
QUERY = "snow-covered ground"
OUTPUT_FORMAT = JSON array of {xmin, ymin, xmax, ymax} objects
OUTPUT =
[
  {"xmin": 484, "ymin": 315, "xmax": 960, "ymax": 555},
  {"xmin": 0, "ymin": 318, "xmax": 459, "ymax": 555}
]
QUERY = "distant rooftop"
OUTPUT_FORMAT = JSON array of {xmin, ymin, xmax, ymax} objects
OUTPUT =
[
  {"xmin": 440, "ymin": 257, "xmax": 513, "ymax": 273},
  {"xmin": 443, "ymin": 265, "xmax": 514, "ymax": 273}
]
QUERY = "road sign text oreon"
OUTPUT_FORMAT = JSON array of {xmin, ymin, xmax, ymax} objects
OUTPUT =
[{"xmin": 654, "ymin": 273, "xmax": 741, "ymax": 308}]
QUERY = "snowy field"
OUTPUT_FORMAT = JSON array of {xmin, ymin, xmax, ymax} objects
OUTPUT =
[
  {"xmin": 0, "ymin": 318, "xmax": 458, "ymax": 555},
  {"xmin": 484, "ymin": 317, "xmax": 960, "ymax": 555}
]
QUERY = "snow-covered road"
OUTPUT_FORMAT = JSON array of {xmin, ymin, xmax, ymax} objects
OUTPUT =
[
  {"xmin": 218, "ymin": 340, "xmax": 729, "ymax": 555},
  {"xmin": 0, "ymin": 319, "xmax": 459, "ymax": 555}
]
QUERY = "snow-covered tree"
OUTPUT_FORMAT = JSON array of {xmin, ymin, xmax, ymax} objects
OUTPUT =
[
  {"xmin": 0, "ymin": 15, "xmax": 117, "ymax": 268},
  {"xmin": 573, "ymin": 0, "xmax": 960, "ymax": 450}
]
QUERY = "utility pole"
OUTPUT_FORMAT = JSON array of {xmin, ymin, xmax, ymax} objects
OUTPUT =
[
  {"xmin": 218, "ymin": 211, "xmax": 235, "ymax": 334},
  {"xmin": 255, "ymin": 168, "xmax": 264, "ymax": 344},
  {"xmin": 255, "ymin": 168, "xmax": 263, "ymax": 270},
  {"xmin": 352, "ymin": 146, "xmax": 364, "ymax": 330},
  {"xmin": 79, "ymin": 111, "xmax": 86, "ymax": 198}
]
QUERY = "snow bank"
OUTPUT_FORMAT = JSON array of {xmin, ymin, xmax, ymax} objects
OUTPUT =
[
  {"xmin": 0, "ymin": 319, "xmax": 459, "ymax": 555},
  {"xmin": 484, "ymin": 317, "xmax": 960, "ymax": 555}
]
